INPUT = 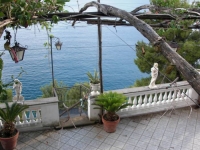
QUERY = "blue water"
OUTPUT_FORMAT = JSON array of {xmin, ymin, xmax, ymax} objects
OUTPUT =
[{"xmin": 0, "ymin": 0, "xmax": 150, "ymax": 100}]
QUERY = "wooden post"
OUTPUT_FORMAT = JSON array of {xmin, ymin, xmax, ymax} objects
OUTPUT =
[
  {"xmin": 97, "ymin": 0, "xmax": 103, "ymax": 94},
  {"xmin": 97, "ymin": 0, "xmax": 104, "ymax": 123}
]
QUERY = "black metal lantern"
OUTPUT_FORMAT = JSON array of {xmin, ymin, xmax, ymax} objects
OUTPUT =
[
  {"xmin": 9, "ymin": 42, "xmax": 27, "ymax": 63},
  {"xmin": 55, "ymin": 40, "xmax": 62, "ymax": 50}
]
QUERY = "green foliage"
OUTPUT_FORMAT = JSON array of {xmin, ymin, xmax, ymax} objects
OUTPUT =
[
  {"xmin": 40, "ymin": 80, "xmax": 66, "ymax": 98},
  {"xmin": 131, "ymin": 77, "xmax": 151, "ymax": 87},
  {"xmin": 58, "ymin": 82, "xmax": 89, "ymax": 109},
  {"xmin": 133, "ymin": 0, "xmax": 200, "ymax": 87},
  {"xmin": 0, "ymin": 102, "xmax": 28, "ymax": 123},
  {"xmin": 0, "ymin": 0, "xmax": 70, "ymax": 27},
  {"xmin": 0, "ymin": 89, "xmax": 12, "ymax": 102},
  {"xmin": 0, "ymin": 102, "xmax": 29, "ymax": 137},
  {"xmin": 86, "ymin": 70, "xmax": 100, "ymax": 84},
  {"xmin": 134, "ymin": 41, "xmax": 169, "ymax": 74},
  {"xmin": 40, "ymin": 81, "xmax": 90, "ymax": 109},
  {"xmin": 94, "ymin": 92, "xmax": 131, "ymax": 114},
  {"xmin": 66, "ymin": 83, "xmax": 89, "ymax": 101},
  {"xmin": 0, "ymin": 58, "xmax": 13, "ymax": 102},
  {"xmin": 150, "ymin": 0, "xmax": 189, "ymax": 8}
]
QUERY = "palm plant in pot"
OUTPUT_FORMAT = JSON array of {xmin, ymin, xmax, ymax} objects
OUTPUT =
[
  {"xmin": 86, "ymin": 70, "xmax": 100, "ymax": 95},
  {"xmin": 93, "ymin": 92, "xmax": 131, "ymax": 133},
  {"xmin": 0, "ymin": 102, "xmax": 29, "ymax": 150}
]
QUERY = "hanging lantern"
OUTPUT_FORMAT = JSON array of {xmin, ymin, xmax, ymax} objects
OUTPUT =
[
  {"xmin": 9, "ymin": 42, "xmax": 27, "ymax": 63},
  {"xmin": 55, "ymin": 40, "xmax": 62, "ymax": 50}
]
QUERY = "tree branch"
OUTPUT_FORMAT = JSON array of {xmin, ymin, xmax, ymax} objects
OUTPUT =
[
  {"xmin": 131, "ymin": 4, "xmax": 155, "ymax": 14},
  {"xmin": 79, "ymin": 1, "xmax": 200, "ymax": 96},
  {"xmin": 79, "ymin": 1, "xmax": 159, "ymax": 44},
  {"xmin": 0, "ymin": 18, "xmax": 15, "ymax": 28}
]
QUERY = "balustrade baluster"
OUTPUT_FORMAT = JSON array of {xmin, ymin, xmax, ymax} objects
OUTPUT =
[
  {"xmin": 22, "ymin": 111, "xmax": 28, "ymax": 124},
  {"xmin": 167, "ymin": 91, "xmax": 172, "ymax": 102},
  {"xmin": 162, "ymin": 91, "xmax": 167, "ymax": 104},
  {"xmin": 172, "ymin": 89, "xmax": 177, "ymax": 102},
  {"xmin": 181, "ymin": 90, "xmax": 186, "ymax": 101},
  {"xmin": 158, "ymin": 92, "xmax": 162, "ymax": 104},
  {"xmin": 181, "ymin": 89, "xmax": 185, "ymax": 100},
  {"xmin": 177, "ymin": 90, "xmax": 181, "ymax": 101},
  {"xmin": 137, "ymin": 95, "xmax": 142, "ymax": 107},
  {"xmin": 148, "ymin": 94, "xmax": 153, "ymax": 106},
  {"xmin": 36, "ymin": 109, "xmax": 41, "ymax": 123},
  {"xmin": 153, "ymin": 93, "xmax": 157, "ymax": 105},
  {"xmin": 143, "ymin": 94, "xmax": 148, "ymax": 106},
  {"xmin": 15, "ymin": 115, "xmax": 21, "ymax": 125},
  {"xmin": 30, "ymin": 110, "xmax": 35, "ymax": 123},
  {"xmin": 132, "ymin": 96, "xmax": 137, "ymax": 108}
]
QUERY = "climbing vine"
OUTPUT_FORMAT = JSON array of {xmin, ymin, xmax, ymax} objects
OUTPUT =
[{"xmin": 0, "ymin": 0, "xmax": 70, "ymax": 27}]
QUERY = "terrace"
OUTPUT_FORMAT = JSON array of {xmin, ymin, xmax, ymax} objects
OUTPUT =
[
  {"xmin": 13, "ymin": 107, "xmax": 200, "ymax": 150},
  {"xmin": 0, "ymin": 80, "xmax": 198, "ymax": 150}
]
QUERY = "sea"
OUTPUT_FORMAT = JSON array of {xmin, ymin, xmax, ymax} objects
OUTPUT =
[{"xmin": 0, "ymin": 0, "xmax": 150, "ymax": 100}]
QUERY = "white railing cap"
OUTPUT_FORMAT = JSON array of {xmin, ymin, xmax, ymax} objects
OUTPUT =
[
  {"xmin": 0, "ymin": 97, "xmax": 59, "ymax": 108},
  {"xmin": 110, "ymin": 81, "xmax": 190, "ymax": 95}
]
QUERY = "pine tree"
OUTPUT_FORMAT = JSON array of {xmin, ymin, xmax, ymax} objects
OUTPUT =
[{"xmin": 133, "ymin": 0, "xmax": 200, "ymax": 86}]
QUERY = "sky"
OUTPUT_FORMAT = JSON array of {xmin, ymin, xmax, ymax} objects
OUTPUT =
[{"xmin": 65, "ymin": 0, "xmax": 150, "ymax": 12}]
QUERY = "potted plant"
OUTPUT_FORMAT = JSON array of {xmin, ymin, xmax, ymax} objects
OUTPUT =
[
  {"xmin": 86, "ymin": 70, "xmax": 100, "ymax": 95},
  {"xmin": 93, "ymin": 92, "xmax": 131, "ymax": 133},
  {"xmin": 0, "ymin": 102, "xmax": 29, "ymax": 150}
]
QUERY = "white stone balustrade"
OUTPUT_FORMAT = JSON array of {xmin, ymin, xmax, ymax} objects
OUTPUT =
[
  {"xmin": 0, "ymin": 97, "xmax": 59, "ymax": 132},
  {"xmin": 88, "ymin": 81, "xmax": 199, "ymax": 120}
]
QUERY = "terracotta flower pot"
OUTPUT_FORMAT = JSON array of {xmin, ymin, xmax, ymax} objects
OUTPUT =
[
  {"xmin": 102, "ymin": 114, "xmax": 120, "ymax": 133},
  {"xmin": 0, "ymin": 129, "xmax": 19, "ymax": 150}
]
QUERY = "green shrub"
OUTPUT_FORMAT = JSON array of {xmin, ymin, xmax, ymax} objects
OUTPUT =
[
  {"xmin": 40, "ymin": 81, "xmax": 90, "ymax": 109},
  {"xmin": 0, "ymin": 89, "xmax": 13, "ymax": 102},
  {"xmin": 40, "ymin": 80, "xmax": 66, "ymax": 98}
]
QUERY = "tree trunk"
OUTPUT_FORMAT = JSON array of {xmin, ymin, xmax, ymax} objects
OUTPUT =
[{"xmin": 80, "ymin": 2, "xmax": 200, "ymax": 95}]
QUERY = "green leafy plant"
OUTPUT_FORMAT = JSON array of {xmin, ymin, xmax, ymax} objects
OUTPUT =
[
  {"xmin": 40, "ymin": 81, "xmax": 90, "ymax": 109},
  {"xmin": 86, "ymin": 70, "xmax": 100, "ymax": 84},
  {"xmin": 93, "ymin": 92, "xmax": 131, "ymax": 121},
  {"xmin": 0, "ymin": 102, "xmax": 29, "ymax": 138},
  {"xmin": 0, "ymin": 56, "xmax": 26, "ymax": 102}
]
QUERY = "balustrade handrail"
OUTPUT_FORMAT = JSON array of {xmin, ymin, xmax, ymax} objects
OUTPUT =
[
  {"xmin": 110, "ymin": 81, "xmax": 190, "ymax": 96},
  {"xmin": 0, "ymin": 97, "xmax": 58, "ymax": 108}
]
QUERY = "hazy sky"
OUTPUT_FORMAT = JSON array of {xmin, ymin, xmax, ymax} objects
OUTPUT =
[
  {"xmin": 65, "ymin": 0, "xmax": 199, "ymax": 12},
  {"xmin": 65, "ymin": 0, "xmax": 150, "ymax": 12}
]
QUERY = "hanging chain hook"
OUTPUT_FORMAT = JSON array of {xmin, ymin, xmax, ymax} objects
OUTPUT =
[{"xmin": 14, "ymin": 26, "xmax": 18, "ymax": 44}]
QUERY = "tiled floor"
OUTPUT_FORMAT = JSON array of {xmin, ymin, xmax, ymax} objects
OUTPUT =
[{"xmin": 12, "ymin": 107, "xmax": 200, "ymax": 150}]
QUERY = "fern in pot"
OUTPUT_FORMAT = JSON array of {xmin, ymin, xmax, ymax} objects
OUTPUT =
[
  {"xmin": 0, "ymin": 102, "xmax": 29, "ymax": 150},
  {"xmin": 93, "ymin": 92, "xmax": 131, "ymax": 133},
  {"xmin": 86, "ymin": 70, "xmax": 100, "ymax": 95}
]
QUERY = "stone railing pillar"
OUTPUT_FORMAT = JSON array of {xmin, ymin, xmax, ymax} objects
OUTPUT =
[
  {"xmin": 40, "ymin": 102, "xmax": 60, "ymax": 127},
  {"xmin": 88, "ymin": 95, "xmax": 101, "ymax": 121}
]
